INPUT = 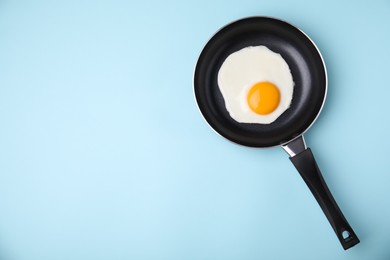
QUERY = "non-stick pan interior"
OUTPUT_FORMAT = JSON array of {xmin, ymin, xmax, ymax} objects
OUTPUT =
[{"xmin": 194, "ymin": 17, "xmax": 327, "ymax": 147}]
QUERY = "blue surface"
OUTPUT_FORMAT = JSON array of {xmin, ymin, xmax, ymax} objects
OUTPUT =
[{"xmin": 0, "ymin": 0, "xmax": 390, "ymax": 259}]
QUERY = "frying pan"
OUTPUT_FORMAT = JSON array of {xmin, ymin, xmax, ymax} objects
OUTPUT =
[{"xmin": 193, "ymin": 17, "xmax": 359, "ymax": 250}]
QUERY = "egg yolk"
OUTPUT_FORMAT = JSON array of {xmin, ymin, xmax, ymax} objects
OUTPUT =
[{"xmin": 247, "ymin": 82, "xmax": 280, "ymax": 115}]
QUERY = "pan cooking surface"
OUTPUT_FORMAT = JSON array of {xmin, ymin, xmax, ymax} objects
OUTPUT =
[{"xmin": 194, "ymin": 17, "xmax": 327, "ymax": 147}]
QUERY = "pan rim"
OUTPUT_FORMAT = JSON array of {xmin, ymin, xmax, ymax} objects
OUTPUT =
[{"xmin": 193, "ymin": 16, "xmax": 328, "ymax": 148}]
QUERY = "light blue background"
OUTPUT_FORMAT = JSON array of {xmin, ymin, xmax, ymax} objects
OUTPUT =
[{"xmin": 0, "ymin": 0, "xmax": 389, "ymax": 259}]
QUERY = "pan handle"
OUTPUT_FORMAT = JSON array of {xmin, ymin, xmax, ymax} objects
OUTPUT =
[{"xmin": 282, "ymin": 136, "xmax": 360, "ymax": 250}]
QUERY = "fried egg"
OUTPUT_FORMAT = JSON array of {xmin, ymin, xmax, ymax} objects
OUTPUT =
[{"xmin": 217, "ymin": 45, "xmax": 294, "ymax": 124}]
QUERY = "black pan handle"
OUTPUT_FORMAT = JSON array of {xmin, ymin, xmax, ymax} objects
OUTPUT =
[{"xmin": 289, "ymin": 147, "xmax": 360, "ymax": 250}]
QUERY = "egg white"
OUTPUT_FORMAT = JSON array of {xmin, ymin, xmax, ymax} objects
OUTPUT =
[{"xmin": 217, "ymin": 45, "xmax": 294, "ymax": 124}]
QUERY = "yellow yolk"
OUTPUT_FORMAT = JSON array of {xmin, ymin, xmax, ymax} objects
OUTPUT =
[{"xmin": 247, "ymin": 82, "xmax": 280, "ymax": 115}]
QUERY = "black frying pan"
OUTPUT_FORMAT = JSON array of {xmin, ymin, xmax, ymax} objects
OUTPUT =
[{"xmin": 194, "ymin": 17, "xmax": 359, "ymax": 250}]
